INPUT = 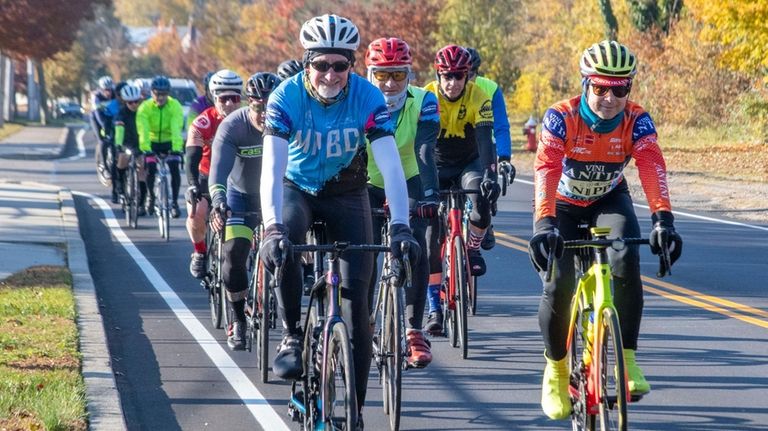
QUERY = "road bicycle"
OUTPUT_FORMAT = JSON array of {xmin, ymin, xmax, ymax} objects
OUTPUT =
[
  {"xmin": 121, "ymin": 148, "xmax": 141, "ymax": 229},
  {"xmin": 369, "ymin": 208, "xmax": 413, "ymax": 431},
  {"xmin": 544, "ymin": 225, "xmax": 670, "ymax": 431},
  {"xmin": 244, "ymin": 221, "xmax": 277, "ymax": 383},
  {"xmin": 95, "ymin": 135, "xmax": 115, "ymax": 189},
  {"xmin": 200, "ymin": 210, "xmax": 226, "ymax": 330},
  {"xmin": 284, "ymin": 223, "xmax": 394, "ymax": 431},
  {"xmin": 149, "ymin": 152, "xmax": 177, "ymax": 241},
  {"xmin": 438, "ymin": 187, "xmax": 481, "ymax": 359}
]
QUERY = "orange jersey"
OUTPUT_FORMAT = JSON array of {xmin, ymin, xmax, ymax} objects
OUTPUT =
[
  {"xmin": 186, "ymin": 106, "xmax": 225, "ymax": 176},
  {"xmin": 534, "ymin": 95, "xmax": 671, "ymax": 221}
]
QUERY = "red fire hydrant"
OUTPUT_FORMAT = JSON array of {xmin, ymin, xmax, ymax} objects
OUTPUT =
[{"xmin": 523, "ymin": 115, "xmax": 537, "ymax": 152}]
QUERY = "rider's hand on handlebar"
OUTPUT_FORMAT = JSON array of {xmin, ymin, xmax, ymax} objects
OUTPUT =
[
  {"xmin": 389, "ymin": 223, "xmax": 421, "ymax": 264},
  {"xmin": 481, "ymin": 168, "xmax": 501, "ymax": 205},
  {"xmin": 649, "ymin": 211, "xmax": 683, "ymax": 275},
  {"xmin": 527, "ymin": 216, "xmax": 564, "ymax": 273},
  {"xmin": 210, "ymin": 202, "xmax": 230, "ymax": 233},
  {"xmin": 260, "ymin": 223, "xmax": 291, "ymax": 272},
  {"xmin": 498, "ymin": 160, "xmax": 516, "ymax": 185},
  {"xmin": 413, "ymin": 201, "xmax": 439, "ymax": 219}
]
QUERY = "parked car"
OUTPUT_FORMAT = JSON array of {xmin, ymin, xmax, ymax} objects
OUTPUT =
[{"xmin": 53, "ymin": 100, "xmax": 85, "ymax": 120}]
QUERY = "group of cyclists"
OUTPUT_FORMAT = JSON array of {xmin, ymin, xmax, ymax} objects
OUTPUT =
[{"xmin": 91, "ymin": 13, "xmax": 683, "ymax": 429}]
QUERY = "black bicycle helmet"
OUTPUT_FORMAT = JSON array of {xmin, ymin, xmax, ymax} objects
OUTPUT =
[
  {"xmin": 277, "ymin": 59, "xmax": 303, "ymax": 80},
  {"xmin": 465, "ymin": 47, "xmax": 481, "ymax": 72},
  {"xmin": 246, "ymin": 72, "xmax": 282, "ymax": 99},
  {"xmin": 151, "ymin": 75, "xmax": 171, "ymax": 92}
]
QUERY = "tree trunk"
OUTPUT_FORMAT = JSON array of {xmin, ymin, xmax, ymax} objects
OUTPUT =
[
  {"xmin": 36, "ymin": 60, "xmax": 49, "ymax": 125},
  {"xmin": 598, "ymin": 0, "xmax": 619, "ymax": 41},
  {"xmin": 27, "ymin": 58, "xmax": 40, "ymax": 122}
]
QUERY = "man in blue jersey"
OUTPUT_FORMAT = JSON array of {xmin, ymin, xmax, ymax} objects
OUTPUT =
[{"xmin": 259, "ymin": 14, "xmax": 420, "ymax": 430}]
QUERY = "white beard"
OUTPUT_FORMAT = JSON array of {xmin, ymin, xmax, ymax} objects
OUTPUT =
[{"xmin": 316, "ymin": 84, "xmax": 341, "ymax": 99}]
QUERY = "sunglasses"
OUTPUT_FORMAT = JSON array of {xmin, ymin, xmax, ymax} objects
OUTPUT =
[
  {"xmin": 126, "ymin": 100, "xmax": 140, "ymax": 105},
  {"xmin": 152, "ymin": 91, "xmax": 169, "ymax": 97},
  {"xmin": 310, "ymin": 60, "xmax": 351, "ymax": 73},
  {"xmin": 217, "ymin": 94, "xmax": 241, "ymax": 104},
  {"xmin": 372, "ymin": 70, "xmax": 409, "ymax": 82},
  {"xmin": 440, "ymin": 71, "xmax": 467, "ymax": 81},
  {"xmin": 591, "ymin": 84, "xmax": 631, "ymax": 98}
]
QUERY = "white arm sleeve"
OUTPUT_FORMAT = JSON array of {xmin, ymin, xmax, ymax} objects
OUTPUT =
[
  {"xmin": 260, "ymin": 135, "xmax": 289, "ymax": 227},
  {"xmin": 370, "ymin": 135, "xmax": 410, "ymax": 227}
]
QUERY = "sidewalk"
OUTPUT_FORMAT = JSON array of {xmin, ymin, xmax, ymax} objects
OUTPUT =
[{"xmin": 0, "ymin": 126, "xmax": 126, "ymax": 430}]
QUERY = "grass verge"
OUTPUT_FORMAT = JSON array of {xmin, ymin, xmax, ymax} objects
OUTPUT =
[
  {"xmin": 0, "ymin": 266, "xmax": 87, "ymax": 431},
  {"xmin": 0, "ymin": 123, "xmax": 23, "ymax": 141}
]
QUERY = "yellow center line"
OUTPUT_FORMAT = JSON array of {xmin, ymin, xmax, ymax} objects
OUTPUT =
[{"xmin": 496, "ymin": 230, "xmax": 768, "ymax": 328}]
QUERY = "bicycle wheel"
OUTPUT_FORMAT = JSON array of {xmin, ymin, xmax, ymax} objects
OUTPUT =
[
  {"xmin": 454, "ymin": 238, "xmax": 469, "ymax": 359},
  {"xmin": 443, "ymin": 240, "xmax": 458, "ymax": 347},
  {"xmin": 322, "ymin": 322, "xmax": 358, "ymax": 431},
  {"xmin": 208, "ymin": 233, "xmax": 223, "ymax": 329},
  {"xmin": 469, "ymin": 275, "xmax": 478, "ymax": 316},
  {"xmin": 257, "ymin": 257, "xmax": 271, "ymax": 383},
  {"xmin": 568, "ymin": 298, "xmax": 595, "ymax": 431},
  {"xmin": 162, "ymin": 177, "xmax": 171, "ymax": 241},
  {"xmin": 382, "ymin": 282, "xmax": 403, "ymax": 431},
  {"xmin": 155, "ymin": 177, "xmax": 165, "ymax": 238},
  {"xmin": 596, "ymin": 307, "xmax": 628, "ymax": 431},
  {"xmin": 128, "ymin": 167, "xmax": 139, "ymax": 229},
  {"xmin": 302, "ymin": 303, "xmax": 321, "ymax": 431}
]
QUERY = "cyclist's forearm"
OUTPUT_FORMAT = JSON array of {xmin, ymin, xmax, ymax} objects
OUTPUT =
[
  {"xmin": 371, "ymin": 135, "xmax": 409, "ymax": 226},
  {"xmin": 491, "ymin": 89, "xmax": 512, "ymax": 159},
  {"xmin": 476, "ymin": 125, "xmax": 497, "ymax": 170},
  {"xmin": 260, "ymin": 135, "xmax": 289, "ymax": 227},
  {"xmin": 414, "ymin": 119, "xmax": 440, "ymax": 197},
  {"xmin": 185, "ymin": 145, "xmax": 202, "ymax": 186}
]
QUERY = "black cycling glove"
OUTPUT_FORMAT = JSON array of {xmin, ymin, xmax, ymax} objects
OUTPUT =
[
  {"xmin": 649, "ymin": 211, "xmax": 683, "ymax": 272},
  {"xmin": 528, "ymin": 216, "xmax": 564, "ymax": 273},
  {"xmin": 260, "ymin": 223, "xmax": 290, "ymax": 272}
]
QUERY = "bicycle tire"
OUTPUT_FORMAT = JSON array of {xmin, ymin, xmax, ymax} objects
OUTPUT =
[
  {"xmin": 443, "ymin": 238, "xmax": 457, "ymax": 346},
  {"xmin": 382, "ymin": 280, "xmax": 403, "ymax": 431},
  {"xmin": 302, "ymin": 302, "xmax": 320, "ymax": 431},
  {"xmin": 323, "ymin": 322, "xmax": 358, "ymax": 431},
  {"xmin": 246, "ymin": 268, "xmax": 256, "ymax": 354},
  {"xmin": 208, "ymin": 232, "xmax": 223, "ymax": 329},
  {"xmin": 597, "ymin": 307, "xmax": 628, "ymax": 431},
  {"xmin": 455, "ymin": 238, "xmax": 469, "ymax": 359},
  {"xmin": 568, "ymin": 296, "xmax": 595, "ymax": 431},
  {"xmin": 469, "ymin": 275, "xmax": 478, "ymax": 316},
  {"xmin": 257, "ymin": 257, "xmax": 271, "ymax": 383},
  {"xmin": 128, "ymin": 167, "xmax": 139, "ymax": 229},
  {"xmin": 123, "ymin": 168, "xmax": 132, "ymax": 227},
  {"xmin": 379, "ymin": 279, "xmax": 391, "ymax": 416},
  {"xmin": 162, "ymin": 177, "xmax": 171, "ymax": 241}
]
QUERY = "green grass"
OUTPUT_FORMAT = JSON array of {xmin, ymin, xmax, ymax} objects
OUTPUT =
[
  {"xmin": 0, "ymin": 266, "xmax": 87, "ymax": 431},
  {"xmin": 0, "ymin": 123, "xmax": 23, "ymax": 141}
]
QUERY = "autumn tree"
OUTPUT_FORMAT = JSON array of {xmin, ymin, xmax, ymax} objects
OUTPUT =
[{"xmin": 0, "ymin": 0, "xmax": 110, "ymax": 121}]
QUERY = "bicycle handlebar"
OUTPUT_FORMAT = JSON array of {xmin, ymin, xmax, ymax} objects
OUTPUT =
[
  {"xmin": 371, "ymin": 203, "xmax": 440, "ymax": 219},
  {"xmin": 544, "ymin": 235, "xmax": 671, "ymax": 281}
]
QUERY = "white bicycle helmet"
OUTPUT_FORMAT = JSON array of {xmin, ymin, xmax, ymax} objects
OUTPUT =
[
  {"xmin": 97, "ymin": 75, "xmax": 114, "ymax": 90},
  {"xmin": 208, "ymin": 69, "xmax": 243, "ymax": 96},
  {"xmin": 120, "ymin": 84, "xmax": 142, "ymax": 102},
  {"xmin": 300, "ymin": 14, "xmax": 360, "ymax": 51}
]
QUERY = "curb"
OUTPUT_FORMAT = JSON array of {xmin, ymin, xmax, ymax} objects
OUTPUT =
[{"xmin": 59, "ymin": 188, "xmax": 127, "ymax": 431}]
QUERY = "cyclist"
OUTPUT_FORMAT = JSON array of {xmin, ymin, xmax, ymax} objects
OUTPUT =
[
  {"xmin": 208, "ymin": 71, "xmax": 280, "ymax": 350},
  {"xmin": 185, "ymin": 70, "xmax": 243, "ymax": 279},
  {"xmin": 259, "ymin": 14, "xmax": 420, "ymax": 430},
  {"xmin": 187, "ymin": 71, "xmax": 215, "ymax": 131},
  {"xmin": 114, "ymin": 84, "xmax": 147, "ymax": 216},
  {"xmin": 276, "ymin": 59, "xmax": 303, "ymax": 80},
  {"xmin": 364, "ymin": 37, "xmax": 439, "ymax": 368},
  {"xmin": 465, "ymin": 47, "xmax": 515, "ymax": 250},
  {"xmin": 528, "ymin": 40, "xmax": 683, "ymax": 420},
  {"xmin": 423, "ymin": 45, "xmax": 499, "ymax": 335},
  {"xmin": 90, "ymin": 76, "xmax": 117, "ymax": 199},
  {"xmin": 137, "ymin": 75, "xmax": 185, "ymax": 218}
]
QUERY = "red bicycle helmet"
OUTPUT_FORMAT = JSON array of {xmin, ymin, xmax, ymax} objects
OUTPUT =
[
  {"xmin": 434, "ymin": 44, "xmax": 471, "ymax": 73},
  {"xmin": 365, "ymin": 37, "xmax": 413, "ymax": 67}
]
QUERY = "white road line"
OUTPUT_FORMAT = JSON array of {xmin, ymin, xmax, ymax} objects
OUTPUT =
[
  {"xmin": 512, "ymin": 178, "xmax": 768, "ymax": 231},
  {"xmin": 74, "ymin": 191, "xmax": 290, "ymax": 431}
]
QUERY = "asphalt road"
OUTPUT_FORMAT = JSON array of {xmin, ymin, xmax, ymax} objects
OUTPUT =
[{"xmin": 2, "ymin": 127, "xmax": 767, "ymax": 431}]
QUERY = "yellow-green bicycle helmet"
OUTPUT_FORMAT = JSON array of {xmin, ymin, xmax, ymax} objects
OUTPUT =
[{"xmin": 579, "ymin": 40, "xmax": 637, "ymax": 78}]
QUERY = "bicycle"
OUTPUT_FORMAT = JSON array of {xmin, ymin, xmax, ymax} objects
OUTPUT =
[
  {"xmin": 283, "ymin": 224, "xmax": 395, "ymax": 431},
  {"xmin": 438, "ymin": 187, "xmax": 481, "ymax": 359},
  {"xmin": 544, "ymin": 224, "xmax": 671, "ymax": 431},
  {"xmin": 244, "ymin": 221, "xmax": 277, "ymax": 383},
  {"xmin": 120, "ymin": 148, "xmax": 141, "ymax": 229},
  {"xmin": 148, "ymin": 151, "xmax": 179, "ymax": 241},
  {"xmin": 199, "ymin": 208, "xmax": 226, "ymax": 330}
]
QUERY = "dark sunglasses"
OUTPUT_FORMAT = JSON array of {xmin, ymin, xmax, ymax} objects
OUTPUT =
[
  {"xmin": 125, "ymin": 100, "xmax": 140, "ymax": 105},
  {"xmin": 310, "ymin": 60, "xmax": 351, "ymax": 73},
  {"xmin": 217, "ymin": 94, "xmax": 241, "ymax": 104},
  {"xmin": 372, "ymin": 70, "xmax": 408, "ymax": 82},
  {"xmin": 440, "ymin": 71, "xmax": 467, "ymax": 81},
  {"xmin": 591, "ymin": 84, "xmax": 631, "ymax": 98},
  {"xmin": 152, "ymin": 91, "xmax": 169, "ymax": 97}
]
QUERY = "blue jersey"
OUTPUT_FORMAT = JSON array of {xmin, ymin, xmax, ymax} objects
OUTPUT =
[{"xmin": 264, "ymin": 72, "xmax": 395, "ymax": 195}]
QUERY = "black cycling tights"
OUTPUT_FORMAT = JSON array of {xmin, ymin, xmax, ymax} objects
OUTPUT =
[
  {"xmin": 276, "ymin": 185, "xmax": 374, "ymax": 409},
  {"xmin": 539, "ymin": 187, "xmax": 644, "ymax": 360},
  {"xmin": 145, "ymin": 159, "xmax": 181, "ymax": 203}
]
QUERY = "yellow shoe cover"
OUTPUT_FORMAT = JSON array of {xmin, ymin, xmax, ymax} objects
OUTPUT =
[
  {"xmin": 541, "ymin": 356, "xmax": 572, "ymax": 419},
  {"xmin": 624, "ymin": 349, "xmax": 651, "ymax": 395}
]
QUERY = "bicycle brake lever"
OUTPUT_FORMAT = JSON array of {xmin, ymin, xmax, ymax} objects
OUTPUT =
[{"xmin": 657, "ymin": 244, "xmax": 672, "ymax": 277}]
